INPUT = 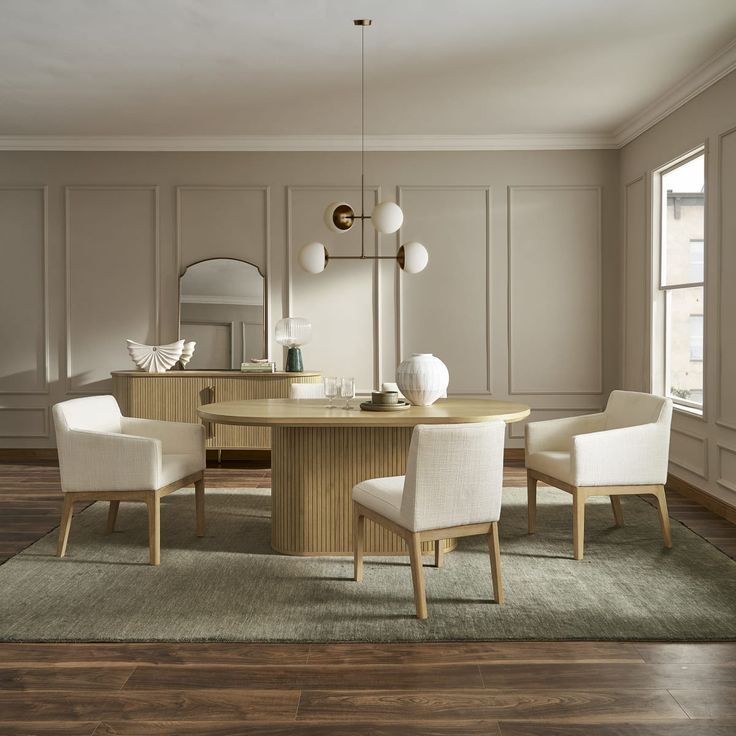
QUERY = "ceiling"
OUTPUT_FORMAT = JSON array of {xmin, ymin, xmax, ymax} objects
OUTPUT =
[{"xmin": 1, "ymin": 0, "xmax": 735, "ymax": 147}]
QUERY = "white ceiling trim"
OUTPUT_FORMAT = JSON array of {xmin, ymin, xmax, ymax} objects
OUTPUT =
[
  {"xmin": 614, "ymin": 39, "xmax": 736, "ymax": 147},
  {"xmin": 0, "ymin": 133, "xmax": 618, "ymax": 151}
]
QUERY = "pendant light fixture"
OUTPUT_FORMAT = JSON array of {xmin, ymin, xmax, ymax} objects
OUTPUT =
[{"xmin": 298, "ymin": 19, "xmax": 429, "ymax": 275}]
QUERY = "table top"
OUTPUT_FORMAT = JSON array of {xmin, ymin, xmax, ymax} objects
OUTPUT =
[{"xmin": 197, "ymin": 398, "xmax": 530, "ymax": 428}]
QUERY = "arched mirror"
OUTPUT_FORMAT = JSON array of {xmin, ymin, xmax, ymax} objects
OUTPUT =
[{"xmin": 179, "ymin": 258, "xmax": 265, "ymax": 369}]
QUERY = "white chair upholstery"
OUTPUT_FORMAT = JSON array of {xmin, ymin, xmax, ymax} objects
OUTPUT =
[
  {"xmin": 289, "ymin": 383, "xmax": 326, "ymax": 399},
  {"xmin": 525, "ymin": 390, "xmax": 673, "ymax": 559},
  {"xmin": 52, "ymin": 395, "xmax": 206, "ymax": 565},
  {"xmin": 352, "ymin": 421, "xmax": 506, "ymax": 619}
]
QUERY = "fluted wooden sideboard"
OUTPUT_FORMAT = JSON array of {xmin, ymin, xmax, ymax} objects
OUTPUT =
[{"xmin": 112, "ymin": 371, "xmax": 322, "ymax": 450}]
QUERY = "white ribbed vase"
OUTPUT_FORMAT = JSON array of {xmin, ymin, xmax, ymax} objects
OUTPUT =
[{"xmin": 396, "ymin": 353, "xmax": 449, "ymax": 406}]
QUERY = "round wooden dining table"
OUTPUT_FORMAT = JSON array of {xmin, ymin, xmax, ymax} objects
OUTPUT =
[{"xmin": 198, "ymin": 398, "xmax": 530, "ymax": 556}]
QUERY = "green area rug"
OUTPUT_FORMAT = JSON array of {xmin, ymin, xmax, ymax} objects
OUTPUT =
[{"xmin": 0, "ymin": 486, "xmax": 734, "ymax": 642}]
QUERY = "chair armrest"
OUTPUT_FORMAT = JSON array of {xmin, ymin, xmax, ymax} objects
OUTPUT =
[
  {"xmin": 120, "ymin": 417, "xmax": 205, "ymax": 462},
  {"xmin": 572, "ymin": 423, "xmax": 670, "ymax": 486},
  {"xmin": 58, "ymin": 430, "xmax": 162, "ymax": 492},
  {"xmin": 525, "ymin": 413, "xmax": 605, "ymax": 454}
]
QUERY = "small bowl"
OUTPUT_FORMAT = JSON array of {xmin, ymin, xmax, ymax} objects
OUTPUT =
[{"xmin": 372, "ymin": 390, "xmax": 399, "ymax": 405}]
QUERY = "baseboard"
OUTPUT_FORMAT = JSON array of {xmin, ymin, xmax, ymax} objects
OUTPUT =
[
  {"xmin": 0, "ymin": 448, "xmax": 58, "ymax": 462},
  {"xmin": 667, "ymin": 472, "xmax": 736, "ymax": 525},
  {"xmin": 3, "ymin": 447, "xmax": 524, "ymax": 463},
  {"xmin": 206, "ymin": 449, "xmax": 271, "ymax": 467},
  {"xmin": 504, "ymin": 448, "xmax": 525, "ymax": 462}
]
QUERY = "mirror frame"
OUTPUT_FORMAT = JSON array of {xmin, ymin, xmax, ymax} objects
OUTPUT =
[{"xmin": 178, "ymin": 257, "xmax": 267, "ymax": 367}]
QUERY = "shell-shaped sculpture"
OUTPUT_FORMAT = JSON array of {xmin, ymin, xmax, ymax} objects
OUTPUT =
[
  {"xmin": 127, "ymin": 339, "xmax": 184, "ymax": 373},
  {"xmin": 179, "ymin": 340, "xmax": 196, "ymax": 367}
]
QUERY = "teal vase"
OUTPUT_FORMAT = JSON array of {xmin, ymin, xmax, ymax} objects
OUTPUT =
[{"xmin": 286, "ymin": 347, "xmax": 303, "ymax": 372}]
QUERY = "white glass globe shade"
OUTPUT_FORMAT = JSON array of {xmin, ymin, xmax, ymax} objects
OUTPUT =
[
  {"xmin": 371, "ymin": 201, "xmax": 404, "ymax": 234},
  {"xmin": 298, "ymin": 242, "xmax": 328, "ymax": 274},
  {"xmin": 400, "ymin": 241, "xmax": 429, "ymax": 274},
  {"xmin": 324, "ymin": 202, "xmax": 354, "ymax": 232},
  {"xmin": 275, "ymin": 317, "xmax": 312, "ymax": 348}
]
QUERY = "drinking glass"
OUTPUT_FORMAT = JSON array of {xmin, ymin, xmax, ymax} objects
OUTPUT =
[
  {"xmin": 340, "ymin": 377, "xmax": 355, "ymax": 409},
  {"xmin": 324, "ymin": 376, "xmax": 339, "ymax": 408}
]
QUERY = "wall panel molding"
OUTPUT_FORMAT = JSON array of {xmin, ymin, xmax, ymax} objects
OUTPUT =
[
  {"xmin": 0, "ymin": 407, "xmax": 49, "ymax": 438},
  {"xmin": 65, "ymin": 185, "xmax": 160, "ymax": 395},
  {"xmin": 286, "ymin": 185, "xmax": 380, "ymax": 392},
  {"xmin": 508, "ymin": 185, "xmax": 603, "ymax": 396},
  {"xmin": 669, "ymin": 426, "xmax": 709, "ymax": 480},
  {"xmin": 176, "ymin": 185, "xmax": 271, "ymax": 360},
  {"xmin": 0, "ymin": 185, "xmax": 49, "ymax": 395},
  {"xmin": 715, "ymin": 126, "xmax": 736, "ymax": 431},
  {"xmin": 396, "ymin": 185, "xmax": 492, "ymax": 396},
  {"xmin": 716, "ymin": 443, "xmax": 736, "ymax": 494}
]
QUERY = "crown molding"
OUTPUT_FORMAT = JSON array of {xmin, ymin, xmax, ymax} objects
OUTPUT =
[
  {"xmin": 614, "ymin": 39, "xmax": 736, "ymax": 148},
  {"xmin": 1, "ymin": 39, "xmax": 733, "ymax": 153},
  {"xmin": 0, "ymin": 132, "xmax": 618, "ymax": 152}
]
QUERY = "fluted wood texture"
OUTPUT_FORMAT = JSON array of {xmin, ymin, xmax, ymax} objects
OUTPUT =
[
  {"xmin": 271, "ymin": 426, "xmax": 456, "ymax": 555},
  {"xmin": 112, "ymin": 372, "xmax": 322, "ymax": 450}
]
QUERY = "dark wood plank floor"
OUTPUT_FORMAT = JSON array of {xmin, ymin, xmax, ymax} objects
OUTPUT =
[{"xmin": 0, "ymin": 458, "xmax": 734, "ymax": 735}]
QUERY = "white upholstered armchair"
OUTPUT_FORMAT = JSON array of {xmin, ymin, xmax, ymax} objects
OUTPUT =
[
  {"xmin": 53, "ymin": 395, "xmax": 206, "ymax": 565},
  {"xmin": 525, "ymin": 390, "xmax": 673, "ymax": 560},
  {"xmin": 352, "ymin": 421, "xmax": 506, "ymax": 619}
]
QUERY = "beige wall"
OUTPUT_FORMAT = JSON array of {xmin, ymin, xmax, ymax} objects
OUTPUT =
[
  {"xmin": 0, "ymin": 148, "xmax": 619, "ymax": 447},
  {"xmin": 620, "ymin": 69, "xmax": 736, "ymax": 508}
]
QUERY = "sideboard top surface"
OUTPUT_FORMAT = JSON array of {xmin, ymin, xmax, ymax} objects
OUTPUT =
[{"xmin": 112, "ymin": 370, "xmax": 321, "ymax": 378}]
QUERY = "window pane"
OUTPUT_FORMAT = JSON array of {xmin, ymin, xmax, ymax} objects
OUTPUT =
[
  {"xmin": 662, "ymin": 154, "xmax": 704, "ymax": 286},
  {"xmin": 689, "ymin": 314, "xmax": 703, "ymax": 361},
  {"xmin": 666, "ymin": 286, "xmax": 704, "ymax": 405},
  {"xmin": 689, "ymin": 240, "xmax": 704, "ymax": 282}
]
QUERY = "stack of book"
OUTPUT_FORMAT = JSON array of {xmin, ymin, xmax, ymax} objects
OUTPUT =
[{"xmin": 240, "ymin": 361, "xmax": 275, "ymax": 373}]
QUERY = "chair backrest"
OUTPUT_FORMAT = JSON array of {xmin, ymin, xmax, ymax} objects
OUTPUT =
[
  {"xmin": 604, "ymin": 390, "xmax": 672, "ymax": 431},
  {"xmin": 53, "ymin": 395, "xmax": 123, "ymax": 435},
  {"xmin": 290, "ymin": 383, "xmax": 325, "ymax": 399},
  {"xmin": 52, "ymin": 396, "xmax": 123, "ymax": 489},
  {"xmin": 401, "ymin": 421, "xmax": 505, "ymax": 532}
]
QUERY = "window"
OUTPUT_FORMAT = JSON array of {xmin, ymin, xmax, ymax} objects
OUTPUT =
[
  {"xmin": 689, "ymin": 240, "xmax": 704, "ymax": 282},
  {"xmin": 654, "ymin": 150, "xmax": 705, "ymax": 411},
  {"xmin": 689, "ymin": 314, "xmax": 703, "ymax": 361}
]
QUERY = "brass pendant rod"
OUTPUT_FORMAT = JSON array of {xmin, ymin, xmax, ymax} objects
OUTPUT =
[{"xmin": 360, "ymin": 21, "xmax": 366, "ymax": 259}]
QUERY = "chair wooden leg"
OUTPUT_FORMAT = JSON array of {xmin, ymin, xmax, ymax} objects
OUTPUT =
[
  {"xmin": 572, "ymin": 489, "xmax": 585, "ymax": 560},
  {"xmin": 56, "ymin": 496, "xmax": 74, "ymax": 558},
  {"xmin": 353, "ymin": 504, "xmax": 365, "ymax": 582},
  {"xmin": 434, "ymin": 539, "xmax": 444, "ymax": 568},
  {"xmin": 194, "ymin": 477, "xmax": 205, "ymax": 537},
  {"xmin": 487, "ymin": 521, "xmax": 504, "ymax": 604},
  {"xmin": 611, "ymin": 495, "xmax": 624, "ymax": 527},
  {"xmin": 527, "ymin": 473, "xmax": 537, "ymax": 534},
  {"xmin": 146, "ymin": 492, "xmax": 161, "ymax": 566},
  {"xmin": 106, "ymin": 501, "xmax": 120, "ymax": 534},
  {"xmin": 408, "ymin": 532, "xmax": 428, "ymax": 620},
  {"xmin": 654, "ymin": 485, "xmax": 673, "ymax": 549}
]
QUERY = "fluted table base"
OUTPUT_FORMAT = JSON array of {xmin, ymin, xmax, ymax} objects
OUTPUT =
[{"xmin": 271, "ymin": 425, "xmax": 457, "ymax": 556}]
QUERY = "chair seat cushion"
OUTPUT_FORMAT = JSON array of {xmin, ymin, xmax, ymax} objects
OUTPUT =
[
  {"xmin": 526, "ymin": 450, "xmax": 572, "ymax": 484},
  {"xmin": 160, "ymin": 453, "xmax": 204, "ymax": 488},
  {"xmin": 352, "ymin": 475, "xmax": 406, "ymax": 527}
]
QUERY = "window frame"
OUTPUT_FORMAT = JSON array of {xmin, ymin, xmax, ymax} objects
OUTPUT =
[{"xmin": 652, "ymin": 146, "xmax": 706, "ymax": 415}]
